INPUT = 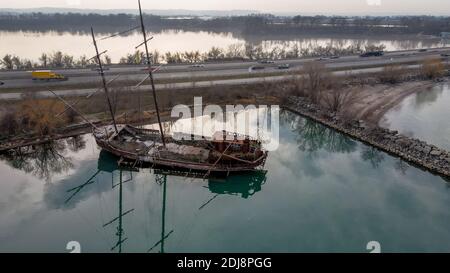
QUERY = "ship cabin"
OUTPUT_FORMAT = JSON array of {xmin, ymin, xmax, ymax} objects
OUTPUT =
[{"xmin": 212, "ymin": 130, "xmax": 256, "ymax": 154}]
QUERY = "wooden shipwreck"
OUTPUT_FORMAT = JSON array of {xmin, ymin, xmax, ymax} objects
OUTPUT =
[
  {"xmin": 56, "ymin": 0, "xmax": 269, "ymax": 176},
  {"xmin": 94, "ymin": 125, "xmax": 268, "ymax": 174}
]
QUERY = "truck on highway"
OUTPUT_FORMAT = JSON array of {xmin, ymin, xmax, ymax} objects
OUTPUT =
[
  {"xmin": 277, "ymin": 63, "xmax": 290, "ymax": 69},
  {"xmin": 32, "ymin": 70, "xmax": 68, "ymax": 81}
]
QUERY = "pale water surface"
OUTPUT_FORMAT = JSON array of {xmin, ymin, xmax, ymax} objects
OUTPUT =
[{"xmin": 1, "ymin": 30, "xmax": 449, "ymax": 63}]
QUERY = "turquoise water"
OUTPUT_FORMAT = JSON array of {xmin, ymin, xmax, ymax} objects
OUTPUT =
[
  {"xmin": 382, "ymin": 83, "xmax": 450, "ymax": 151},
  {"xmin": 1, "ymin": 110, "xmax": 450, "ymax": 253}
]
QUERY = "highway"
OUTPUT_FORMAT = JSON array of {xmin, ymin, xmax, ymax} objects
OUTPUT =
[{"xmin": 0, "ymin": 47, "xmax": 449, "ymax": 99}]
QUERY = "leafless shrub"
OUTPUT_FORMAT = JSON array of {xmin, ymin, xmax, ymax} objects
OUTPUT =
[
  {"xmin": 0, "ymin": 111, "xmax": 19, "ymax": 136},
  {"xmin": 20, "ymin": 97, "xmax": 66, "ymax": 135},
  {"xmin": 421, "ymin": 58, "xmax": 445, "ymax": 79},
  {"xmin": 378, "ymin": 64, "xmax": 407, "ymax": 84},
  {"xmin": 290, "ymin": 76, "xmax": 308, "ymax": 97},
  {"xmin": 322, "ymin": 88, "xmax": 358, "ymax": 113}
]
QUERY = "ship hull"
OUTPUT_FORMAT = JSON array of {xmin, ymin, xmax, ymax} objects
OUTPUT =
[{"xmin": 94, "ymin": 125, "xmax": 268, "ymax": 174}]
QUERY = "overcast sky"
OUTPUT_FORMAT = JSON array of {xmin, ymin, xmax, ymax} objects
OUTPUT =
[{"xmin": 1, "ymin": 0, "xmax": 450, "ymax": 15}]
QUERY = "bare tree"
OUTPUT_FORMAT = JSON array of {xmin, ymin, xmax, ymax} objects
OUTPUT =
[
  {"xmin": 62, "ymin": 54, "xmax": 74, "ymax": 68},
  {"xmin": 77, "ymin": 55, "xmax": 89, "ymax": 67},
  {"xmin": 225, "ymin": 43, "xmax": 245, "ymax": 58},
  {"xmin": 323, "ymin": 88, "xmax": 357, "ymax": 113},
  {"xmin": 206, "ymin": 47, "xmax": 224, "ymax": 60},
  {"xmin": 1, "ymin": 54, "xmax": 14, "ymax": 70},
  {"xmin": 50, "ymin": 51, "xmax": 64, "ymax": 67},
  {"xmin": 303, "ymin": 61, "xmax": 331, "ymax": 103},
  {"xmin": 150, "ymin": 50, "xmax": 161, "ymax": 64},
  {"xmin": 104, "ymin": 55, "xmax": 112, "ymax": 65},
  {"xmin": 39, "ymin": 53, "xmax": 48, "ymax": 68},
  {"xmin": 12, "ymin": 56, "xmax": 23, "ymax": 70}
]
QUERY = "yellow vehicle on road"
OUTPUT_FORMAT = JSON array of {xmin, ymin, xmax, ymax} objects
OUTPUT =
[{"xmin": 32, "ymin": 70, "xmax": 68, "ymax": 81}]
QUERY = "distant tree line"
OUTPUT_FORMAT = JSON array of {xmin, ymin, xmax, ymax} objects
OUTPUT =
[
  {"xmin": 0, "ymin": 52, "xmax": 109, "ymax": 70},
  {"xmin": 0, "ymin": 43, "xmax": 386, "ymax": 70},
  {"xmin": 0, "ymin": 13, "xmax": 449, "ymax": 36}
]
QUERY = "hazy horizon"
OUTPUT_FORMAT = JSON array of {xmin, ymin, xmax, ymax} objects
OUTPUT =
[{"xmin": 1, "ymin": 0, "xmax": 450, "ymax": 16}]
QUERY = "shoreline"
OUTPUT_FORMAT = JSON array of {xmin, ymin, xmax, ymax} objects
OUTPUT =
[
  {"xmin": 283, "ymin": 96, "xmax": 450, "ymax": 179},
  {"xmin": 1, "ymin": 78, "xmax": 448, "ymax": 171}
]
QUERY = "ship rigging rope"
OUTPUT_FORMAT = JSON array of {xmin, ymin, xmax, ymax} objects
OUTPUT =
[
  {"xmin": 99, "ymin": 26, "xmax": 140, "ymax": 41},
  {"xmin": 203, "ymin": 143, "xmax": 233, "ymax": 179},
  {"xmin": 66, "ymin": 170, "xmax": 113, "ymax": 250}
]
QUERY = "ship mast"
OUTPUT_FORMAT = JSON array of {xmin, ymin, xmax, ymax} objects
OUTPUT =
[
  {"xmin": 90, "ymin": 27, "xmax": 119, "ymax": 134},
  {"xmin": 137, "ymin": 0, "xmax": 166, "ymax": 147}
]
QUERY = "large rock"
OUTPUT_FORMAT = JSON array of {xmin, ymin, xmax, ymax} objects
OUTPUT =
[
  {"xmin": 395, "ymin": 138, "xmax": 410, "ymax": 147},
  {"xmin": 413, "ymin": 145, "xmax": 423, "ymax": 153},
  {"xmin": 430, "ymin": 149, "xmax": 442, "ymax": 156}
]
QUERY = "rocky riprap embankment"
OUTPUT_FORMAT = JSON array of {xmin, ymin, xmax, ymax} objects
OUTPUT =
[{"xmin": 284, "ymin": 96, "xmax": 450, "ymax": 178}]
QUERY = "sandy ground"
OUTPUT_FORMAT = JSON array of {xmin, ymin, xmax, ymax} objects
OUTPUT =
[{"xmin": 344, "ymin": 80, "xmax": 436, "ymax": 124}]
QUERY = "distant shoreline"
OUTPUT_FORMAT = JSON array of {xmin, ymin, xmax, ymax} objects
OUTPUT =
[
  {"xmin": 1, "ymin": 13, "xmax": 449, "ymax": 37},
  {"xmin": 1, "ymin": 7, "xmax": 449, "ymax": 17}
]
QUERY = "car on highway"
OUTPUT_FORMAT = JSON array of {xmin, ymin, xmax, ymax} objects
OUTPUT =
[
  {"xmin": 258, "ymin": 59, "xmax": 274, "ymax": 64},
  {"xmin": 249, "ymin": 66, "xmax": 265, "ymax": 72},
  {"xmin": 360, "ymin": 51, "xmax": 384, "ymax": 57},
  {"xmin": 330, "ymin": 55, "xmax": 340, "ymax": 59},
  {"xmin": 0, "ymin": 81, "xmax": 4, "ymax": 86},
  {"xmin": 418, "ymin": 49, "xmax": 428, "ymax": 52},
  {"xmin": 277, "ymin": 64, "xmax": 290, "ymax": 69},
  {"xmin": 441, "ymin": 53, "xmax": 450, "ymax": 57},
  {"xmin": 190, "ymin": 64, "xmax": 205, "ymax": 68}
]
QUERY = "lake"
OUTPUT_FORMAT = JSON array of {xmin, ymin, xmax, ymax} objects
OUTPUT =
[
  {"xmin": 0, "ymin": 30, "xmax": 449, "ymax": 63},
  {"xmin": 1, "ymin": 110, "xmax": 450, "ymax": 253}
]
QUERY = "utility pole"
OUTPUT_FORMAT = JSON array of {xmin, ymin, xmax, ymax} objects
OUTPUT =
[
  {"xmin": 137, "ymin": 0, "xmax": 166, "ymax": 147},
  {"xmin": 90, "ymin": 27, "xmax": 119, "ymax": 134}
]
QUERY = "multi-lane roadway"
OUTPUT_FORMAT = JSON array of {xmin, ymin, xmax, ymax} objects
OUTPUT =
[{"xmin": 0, "ymin": 47, "xmax": 449, "ymax": 99}]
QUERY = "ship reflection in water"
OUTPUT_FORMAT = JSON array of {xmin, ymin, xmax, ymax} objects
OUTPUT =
[{"xmin": 63, "ymin": 151, "xmax": 268, "ymax": 253}]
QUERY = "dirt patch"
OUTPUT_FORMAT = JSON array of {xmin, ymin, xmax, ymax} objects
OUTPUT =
[{"xmin": 343, "ymin": 80, "xmax": 436, "ymax": 124}]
